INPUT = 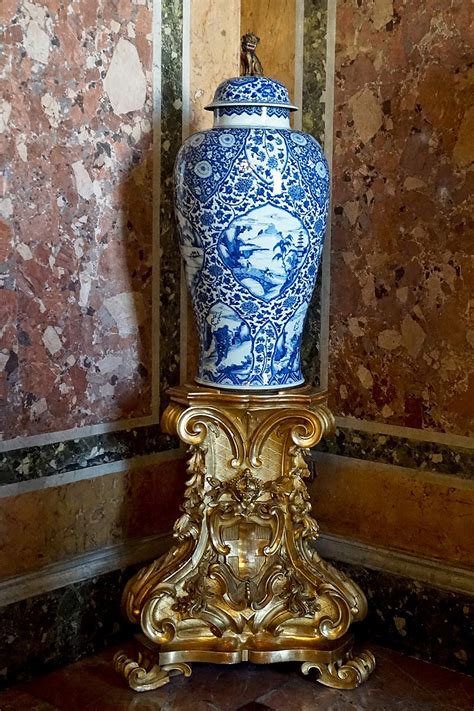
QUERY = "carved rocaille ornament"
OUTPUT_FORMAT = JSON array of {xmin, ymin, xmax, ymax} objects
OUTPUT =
[{"xmin": 114, "ymin": 385, "xmax": 375, "ymax": 691}]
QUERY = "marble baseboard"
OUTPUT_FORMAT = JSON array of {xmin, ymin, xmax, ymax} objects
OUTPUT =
[
  {"xmin": 316, "ymin": 532, "xmax": 473, "ymax": 596},
  {"xmin": 1, "ymin": 531, "xmax": 472, "ymax": 688},
  {"xmin": 0, "ymin": 566, "xmax": 135, "ymax": 690},
  {"xmin": 0, "ymin": 533, "xmax": 173, "ymax": 607},
  {"xmin": 314, "ymin": 534, "xmax": 473, "ymax": 676},
  {"xmin": 0, "ymin": 533, "xmax": 174, "ymax": 690},
  {"xmin": 338, "ymin": 562, "xmax": 473, "ymax": 677}
]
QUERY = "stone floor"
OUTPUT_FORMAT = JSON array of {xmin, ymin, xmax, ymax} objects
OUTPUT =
[{"xmin": 0, "ymin": 644, "xmax": 472, "ymax": 710}]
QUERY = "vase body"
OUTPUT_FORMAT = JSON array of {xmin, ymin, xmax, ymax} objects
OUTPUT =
[{"xmin": 174, "ymin": 76, "xmax": 329, "ymax": 390}]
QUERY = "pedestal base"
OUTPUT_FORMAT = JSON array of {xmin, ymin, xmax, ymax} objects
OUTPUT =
[
  {"xmin": 114, "ymin": 385, "xmax": 375, "ymax": 691},
  {"xmin": 114, "ymin": 633, "xmax": 375, "ymax": 691}
]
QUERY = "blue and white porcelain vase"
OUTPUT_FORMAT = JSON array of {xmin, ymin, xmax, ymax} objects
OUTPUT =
[{"xmin": 174, "ymin": 75, "xmax": 330, "ymax": 390}]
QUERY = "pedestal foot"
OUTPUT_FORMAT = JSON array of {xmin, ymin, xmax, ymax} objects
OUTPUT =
[
  {"xmin": 301, "ymin": 649, "xmax": 376, "ymax": 689},
  {"xmin": 113, "ymin": 648, "xmax": 192, "ymax": 692}
]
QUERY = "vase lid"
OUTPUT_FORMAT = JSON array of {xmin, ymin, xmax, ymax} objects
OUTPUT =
[{"xmin": 205, "ymin": 76, "xmax": 297, "ymax": 111}]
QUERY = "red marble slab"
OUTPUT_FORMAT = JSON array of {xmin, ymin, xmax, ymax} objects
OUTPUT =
[
  {"xmin": 329, "ymin": 0, "xmax": 474, "ymax": 437},
  {"xmin": 2, "ymin": 0, "xmax": 155, "ymax": 438}
]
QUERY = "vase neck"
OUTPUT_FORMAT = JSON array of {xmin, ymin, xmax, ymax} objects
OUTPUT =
[{"xmin": 213, "ymin": 105, "xmax": 290, "ymax": 129}]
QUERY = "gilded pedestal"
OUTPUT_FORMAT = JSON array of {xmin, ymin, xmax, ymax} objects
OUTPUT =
[{"xmin": 114, "ymin": 384, "xmax": 375, "ymax": 690}]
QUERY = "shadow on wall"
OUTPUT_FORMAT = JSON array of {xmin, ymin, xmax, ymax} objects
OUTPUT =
[{"xmin": 99, "ymin": 148, "xmax": 154, "ymax": 423}]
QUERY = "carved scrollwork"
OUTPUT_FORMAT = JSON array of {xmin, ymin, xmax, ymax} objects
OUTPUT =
[
  {"xmin": 177, "ymin": 407, "xmax": 245, "ymax": 467},
  {"xmin": 113, "ymin": 649, "xmax": 192, "ymax": 692},
  {"xmin": 302, "ymin": 650, "xmax": 376, "ymax": 689},
  {"xmin": 173, "ymin": 444, "xmax": 207, "ymax": 542},
  {"xmin": 117, "ymin": 386, "xmax": 374, "ymax": 692},
  {"xmin": 121, "ymin": 443, "xmax": 208, "ymax": 624},
  {"xmin": 249, "ymin": 409, "xmax": 329, "ymax": 467},
  {"xmin": 122, "ymin": 540, "xmax": 195, "ymax": 624}
]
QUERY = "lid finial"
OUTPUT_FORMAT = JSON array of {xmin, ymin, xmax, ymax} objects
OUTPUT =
[{"xmin": 240, "ymin": 32, "xmax": 264, "ymax": 77}]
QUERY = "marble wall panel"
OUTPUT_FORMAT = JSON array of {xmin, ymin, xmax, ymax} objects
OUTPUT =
[
  {"xmin": 301, "ymin": 0, "xmax": 328, "ymax": 386},
  {"xmin": 310, "ymin": 454, "xmax": 474, "ymax": 566},
  {"xmin": 159, "ymin": 0, "xmax": 184, "ymax": 400},
  {"xmin": 240, "ymin": 0, "xmax": 296, "ymax": 96},
  {"xmin": 2, "ymin": 0, "xmax": 157, "ymax": 439},
  {"xmin": 184, "ymin": 0, "xmax": 241, "ymax": 381},
  {"xmin": 190, "ymin": 0, "xmax": 241, "ymax": 134},
  {"xmin": 0, "ymin": 456, "xmax": 186, "ymax": 580},
  {"xmin": 329, "ymin": 0, "xmax": 474, "ymax": 436}
]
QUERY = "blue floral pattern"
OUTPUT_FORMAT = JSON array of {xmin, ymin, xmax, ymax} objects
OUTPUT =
[
  {"xmin": 207, "ymin": 76, "xmax": 295, "ymax": 108},
  {"xmin": 217, "ymin": 105, "xmax": 290, "ymax": 119},
  {"xmin": 267, "ymin": 106, "xmax": 290, "ymax": 118},
  {"xmin": 174, "ymin": 78, "xmax": 329, "ymax": 390}
]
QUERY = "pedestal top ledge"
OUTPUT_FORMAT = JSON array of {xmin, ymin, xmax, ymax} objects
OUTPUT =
[{"xmin": 166, "ymin": 383, "xmax": 329, "ymax": 411}]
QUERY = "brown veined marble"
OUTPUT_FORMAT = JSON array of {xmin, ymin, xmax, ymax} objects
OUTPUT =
[
  {"xmin": 0, "ymin": 456, "xmax": 186, "ymax": 580},
  {"xmin": 1, "ymin": 0, "xmax": 154, "ymax": 439},
  {"xmin": 183, "ymin": 0, "xmax": 241, "ymax": 381},
  {"xmin": 189, "ymin": 0, "xmax": 241, "ymax": 134},
  {"xmin": 310, "ymin": 454, "xmax": 474, "ymax": 567},
  {"xmin": 328, "ymin": 0, "xmax": 474, "ymax": 436},
  {"xmin": 240, "ymin": 0, "xmax": 296, "ymax": 96}
]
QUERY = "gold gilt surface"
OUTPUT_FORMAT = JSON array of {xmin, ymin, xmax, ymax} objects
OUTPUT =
[{"xmin": 114, "ymin": 384, "xmax": 375, "ymax": 691}]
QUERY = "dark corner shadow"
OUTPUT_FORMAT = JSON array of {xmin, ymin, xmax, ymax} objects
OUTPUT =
[{"xmin": 116, "ymin": 117, "xmax": 185, "ymax": 582}]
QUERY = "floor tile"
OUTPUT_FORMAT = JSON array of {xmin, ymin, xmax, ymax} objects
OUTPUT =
[
  {"xmin": 0, "ymin": 644, "xmax": 472, "ymax": 711},
  {"xmin": 0, "ymin": 687, "xmax": 59, "ymax": 710}
]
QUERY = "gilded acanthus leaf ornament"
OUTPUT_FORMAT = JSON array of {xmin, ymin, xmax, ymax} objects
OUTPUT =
[{"xmin": 114, "ymin": 385, "xmax": 375, "ymax": 691}]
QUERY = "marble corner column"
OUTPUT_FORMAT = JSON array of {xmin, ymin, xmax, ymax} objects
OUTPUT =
[
  {"xmin": 240, "ymin": 0, "xmax": 297, "ymax": 99},
  {"xmin": 182, "ymin": 0, "xmax": 241, "ymax": 383}
]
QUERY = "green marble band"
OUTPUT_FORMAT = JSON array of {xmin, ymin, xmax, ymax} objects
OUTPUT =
[
  {"xmin": 314, "ymin": 427, "xmax": 474, "ymax": 479},
  {"xmin": 159, "ymin": 0, "xmax": 184, "ymax": 405},
  {"xmin": 301, "ymin": 0, "xmax": 328, "ymax": 387},
  {"xmin": 2, "ymin": 421, "xmax": 470, "ymax": 487},
  {"xmin": 0, "ymin": 427, "xmax": 178, "ymax": 486},
  {"xmin": 302, "ymin": 0, "xmax": 328, "ymax": 143}
]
